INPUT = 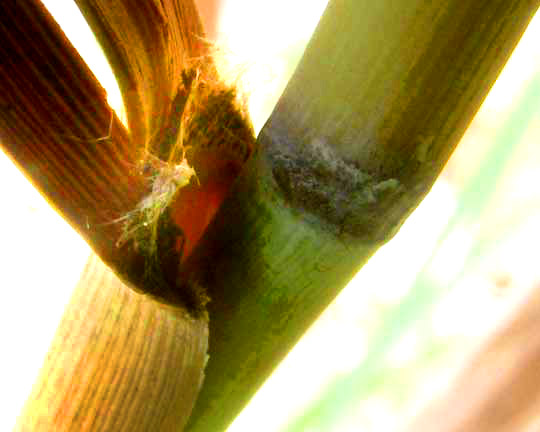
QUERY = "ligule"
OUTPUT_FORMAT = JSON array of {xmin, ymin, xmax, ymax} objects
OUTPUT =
[{"xmin": 115, "ymin": 64, "xmax": 256, "ymax": 312}]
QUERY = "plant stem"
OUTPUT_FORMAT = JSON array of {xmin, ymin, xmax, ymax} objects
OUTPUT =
[
  {"xmin": 0, "ymin": 0, "xmax": 143, "ymax": 263},
  {"xmin": 184, "ymin": 1, "xmax": 540, "ymax": 430},
  {"xmin": 15, "ymin": 253, "xmax": 208, "ymax": 432}
]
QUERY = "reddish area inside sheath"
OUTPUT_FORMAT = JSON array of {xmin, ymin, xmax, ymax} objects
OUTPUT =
[{"xmin": 170, "ymin": 155, "xmax": 239, "ymax": 261}]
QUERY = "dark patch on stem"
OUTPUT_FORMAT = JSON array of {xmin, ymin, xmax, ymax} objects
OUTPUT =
[{"xmin": 261, "ymin": 129, "xmax": 403, "ymax": 242}]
